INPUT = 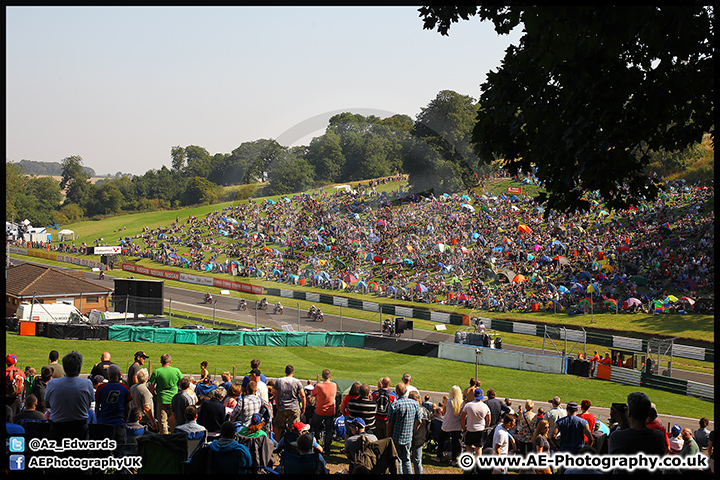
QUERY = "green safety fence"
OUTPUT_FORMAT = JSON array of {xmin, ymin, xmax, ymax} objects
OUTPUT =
[{"xmin": 105, "ymin": 326, "xmax": 369, "ymax": 349}]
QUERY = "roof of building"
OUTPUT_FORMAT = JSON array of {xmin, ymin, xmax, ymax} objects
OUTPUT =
[{"xmin": 6, "ymin": 263, "xmax": 113, "ymax": 297}]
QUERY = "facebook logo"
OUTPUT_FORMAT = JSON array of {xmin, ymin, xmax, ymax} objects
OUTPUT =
[
  {"xmin": 10, "ymin": 436, "xmax": 25, "ymax": 452},
  {"xmin": 9, "ymin": 454, "xmax": 25, "ymax": 470}
]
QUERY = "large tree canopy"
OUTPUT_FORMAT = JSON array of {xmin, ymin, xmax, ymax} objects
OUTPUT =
[{"xmin": 419, "ymin": 5, "xmax": 714, "ymax": 213}]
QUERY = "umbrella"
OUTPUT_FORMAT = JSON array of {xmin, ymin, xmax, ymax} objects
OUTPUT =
[
  {"xmin": 461, "ymin": 203, "xmax": 475, "ymax": 212},
  {"xmin": 414, "ymin": 283, "xmax": 428, "ymax": 293},
  {"xmin": 518, "ymin": 224, "xmax": 533, "ymax": 234},
  {"xmin": 629, "ymin": 275, "xmax": 648, "ymax": 285},
  {"xmin": 540, "ymin": 255, "xmax": 552, "ymax": 264},
  {"xmin": 578, "ymin": 298, "xmax": 594, "ymax": 309},
  {"xmin": 586, "ymin": 284, "xmax": 601, "ymax": 295},
  {"xmin": 403, "ymin": 258, "xmax": 414, "ymax": 266},
  {"xmin": 532, "ymin": 244, "xmax": 543, "ymax": 252},
  {"xmin": 512, "ymin": 274, "xmax": 527, "ymax": 283},
  {"xmin": 678, "ymin": 297, "xmax": 695, "ymax": 306},
  {"xmin": 579, "ymin": 271, "xmax": 593, "ymax": 282},
  {"xmin": 664, "ymin": 295, "xmax": 678, "ymax": 303},
  {"xmin": 344, "ymin": 273, "xmax": 358, "ymax": 284},
  {"xmin": 569, "ymin": 283, "xmax": 584, "ymax": 293},
  {"xmin": 603, "ymin": 299, "xmax": 617, "ymax": 310},
  {"xmin": 558, "ymin": 285, "xmax": 569, "ymax": 294}
]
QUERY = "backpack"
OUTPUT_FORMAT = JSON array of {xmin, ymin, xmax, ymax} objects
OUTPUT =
[
  {"xmin": 412, "ymin": 407, "xmax": 431, "ymax": 449},
  {"xmin": 375, "ymin": 389, "xmax": 391, "ymax": 418},
  {"xmin": 6, "ymin": 367, "xmax": 24, "ymax": 398}
]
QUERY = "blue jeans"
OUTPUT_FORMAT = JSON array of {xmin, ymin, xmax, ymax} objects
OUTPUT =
[
  {"xmin": 411, "ymin": 444, "xmax": 423, "ymax": 475},
  {"xmin": 396, "ymin": 441, "xmax": 412, "ymax": 475}
]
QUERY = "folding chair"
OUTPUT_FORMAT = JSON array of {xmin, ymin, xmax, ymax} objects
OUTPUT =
[
  {"xmin": 279, "ymin": 450, "xmax": 328, "ymax": 474},
  {"xmin": 136, "ymin": 432, "xmax": 188, "ymax": 475}
]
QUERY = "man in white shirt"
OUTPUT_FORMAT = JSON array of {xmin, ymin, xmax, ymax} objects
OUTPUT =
[
  {"xmin": 544, "ymin": 396, "xmax": 567, "ymax": 444},
  {"xmin": 248, "ymin": 368, "xmax": 268, "ymax": 403},
  {"xmin": 401, "ymin": 373, "xmax": 419, "ymax": 398},
  {"xmin": 493, "ymin": 415, "xmax": 516, "ymax": 474}
]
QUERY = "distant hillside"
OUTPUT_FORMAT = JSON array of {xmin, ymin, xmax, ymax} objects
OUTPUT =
[{"xmin": 14, "ymin": 160, "xmax": 96, "ymax": 177}]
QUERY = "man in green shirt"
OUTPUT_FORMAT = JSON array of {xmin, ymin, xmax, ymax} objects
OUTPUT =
[{"xmin": 149, "ymin": 354, "xmax": 183, "ymax": 434}]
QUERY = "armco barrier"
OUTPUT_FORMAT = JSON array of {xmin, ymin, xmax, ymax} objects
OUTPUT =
[{"xmin": 640, "ymin": 372, "xmax": 688, "ymax": 396}]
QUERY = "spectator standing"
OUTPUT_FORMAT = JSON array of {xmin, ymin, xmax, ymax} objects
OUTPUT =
[
  {"xmin": 90, "ymin": 352, "xmax": 118, "ymax": 383},
  {"xmin": 514, "ymin": 399, "xmax": 537, "ymax": 455},
  {"xmin": 531, "ymin": 420, "xmax": 553, "ymax": 474},
  {"xmin": 44, "ymin": 351, "xmax": 94, "ymax": 441},
  {"xmin": 408, "ymin": 390, "xmax": 431, "ymax": 475},
  {"xmin": 461, "ymin": 388, "xmax": 491, "ymax": 457},
  {"xmin": 550, "ymin": 401, "xmax": 593, "ymax": 454},
  {"xmin": 436, "ymin": 385, "xmax": 463, "ymax": 465},
  {"xmin": 310, "ymin": 368, "xmax": 338, "ymax": 453},
  {"xmin": 401, "ymin": 373, "xmax": 419, "ymax": 398},
  {"xmin": 386, "ymin": 383, "xmax": 422, "ymax": 476},
  {"xmin": 371, "ymin": 377, "xmax": 396, "ymax": 440},
  {"xmin": 694, "ymin": 417, "xmax": 711, "ymax": 452},
  {"xmin": 95, "ymin": 364, "xmax": 131, "ymax": 455},
  {"xmin": 127, "ymin": 351, "xmax": 149, "ymax": 388},
  {"xmin": 484, "ymin": 388, "xmax": 510, "ymax": 431},
  {"xmin": 149, "ymin": 353, "xmax": 183, "ymax": 434},
  {"xmin": 5, "ymin": 354, "xmax": 26, "ymax": 417},
  {"xmin": 492, "ymin": 414, "xmax": 517, "ymax": 474},
  {"xmin": 241, "ymin": 359, "xmax": 268, "ymax": 390},
  {"xmin": 171, "ymin": 376, "xmax": 194, "ymax": 428},
  {"xmin": 578, "ymin": 399, "xmax": 596, "ymax": 445},
  {"xmin": 608, "ymin": 392, "xmax": 666, "ymax": 456},
  {"xmin": 543, "ymin": 396, "xmax": 567, "ymax": 442},
  {"xmin": 348, "ymin": 384, "xmax": 377, "ymax": 436},
  {"xmin": 247, "ymin": 368, "xmax": 269, "ymax": 403},
  {"xmin": 130, "ymin": 368, "xmax": 157, "ymax": 431},
  {"xmin": 43, "ymin": 350, "xmax": 65, "ymax": 379},
  {"xmin": 273, "ymin": 364, "xmax": 306, "ymax": 439}
]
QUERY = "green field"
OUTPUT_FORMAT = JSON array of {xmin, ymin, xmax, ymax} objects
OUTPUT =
[{"xmin": 5, "ymin": 332, "xmax": 713, "ymax": 421}]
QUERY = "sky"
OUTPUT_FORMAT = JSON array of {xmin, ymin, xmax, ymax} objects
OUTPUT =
[{"xmin": 6, "ymin": 6, "xmax": 521, "ymax": 176}]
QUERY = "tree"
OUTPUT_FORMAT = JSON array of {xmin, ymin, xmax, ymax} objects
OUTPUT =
[
  {"xmin": 418, "ymin": 5, "xmax": 714, "ymax": 213},
  {"xmin": 60, "ymin": 155, "xmax": 93, "ymax": 209},
  {"xmin": 171, "ymin": 146, "xmax": 186, "ymax": 172},
  {"xmin": 403, "ymin": 90, "xmax": 480, "ymax": 194},
  {"xmin": 306, "ymin": 132, "xmax": 345, "ymax": 184},
  {"xmin": 266, "ymin": 149, "xmax": 315, "ymax": 196},
  {"xmin": 183, "ymin": 176, "xmax": 218, "ymax": 206},
  {"xmin": 92, "ymin": 182, "xmax": 125, "ymax": 215}
]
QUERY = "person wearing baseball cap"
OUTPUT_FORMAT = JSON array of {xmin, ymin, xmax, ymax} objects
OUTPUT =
[
  {"xmin": 127, "ymin": 351, "xmax": 149, "ymax": 388},
  {"xmin": 275, "ymin": 421, "xmax": 323, "ymax": 455},
  {"xmin": 238, "ymin": 413, "xmax": 268, "ymax": 438},
  {"xmin": 345, "ymin": 417, "xmax": 378, "ymax": 465},
  {"xmin": 550, "ymin": 401, "xmax": 593, "ymax": 454},
  {"xmin": 461, "ymin": 388, "xmax": 491, "ymax": 457},
  {"xmin": 5, "ymin": 354, "xmax": 26, "ymax": 417}
]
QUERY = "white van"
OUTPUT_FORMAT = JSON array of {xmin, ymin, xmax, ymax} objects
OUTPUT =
[{"xmin": 16, "ymin": 302, "xmax": 85, "ymax": 324}]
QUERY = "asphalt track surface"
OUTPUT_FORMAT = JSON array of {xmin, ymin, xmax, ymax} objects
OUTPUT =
[
  {"xmin": 9, "ymin": 258, "xmax": 714, "ymax": 427},
  {"xmin": 11, "ymin": 257, "xmax": 714, "ymax": 387}
]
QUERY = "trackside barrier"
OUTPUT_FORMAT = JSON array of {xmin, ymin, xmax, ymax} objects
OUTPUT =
[
  {"xmin": 438, "ymin": 342, "xmax": 566, "ymax": 375},
  {"xmin": 640, "ymin": 372, "xmax": 688, "ymax": 396},
  {"xmin": 686, "ymin": 381, "xmax": 714, "ymax": 401},
  {"xmin": 9, "ymin": 252, "xmax": 713, "ymax": 361},
  {"xmin": 609, "ymin": 366, "xmax": 642, "ymax": 387}
]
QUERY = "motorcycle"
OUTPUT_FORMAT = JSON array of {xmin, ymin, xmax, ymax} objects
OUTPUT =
[
  {"xmin": 311, "ymin": 310, "xmax": 324, "ymax": 322},
  {"xmin": 382, "ymin": 319, "xmax": 396, "ymax": 336},
  {"xmin": 258, "ymin": 299, "xmax": 268, "ymax": 310},
  {"xmin": 308, "ymin": 306, "xmax": 317, "ymax": 318},
  {"xmin": 204, "ymin": 294, "xmax": 213, "ymax": 304},
  {"xmin": 238, "ymin": 300, "xmax": 247, "ymax": 311},
  {"xmin": 99, "ymin": 271, "xmax": 105, "ymax": 280},
  {"xmin": 273, "ymin": 305, "xmax": 284, "ymax": 315}
]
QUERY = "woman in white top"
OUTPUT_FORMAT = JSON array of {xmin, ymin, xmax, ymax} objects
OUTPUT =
[{"xmin": 433, "ymin": 385, "xmax": 464, "ymax": 466}]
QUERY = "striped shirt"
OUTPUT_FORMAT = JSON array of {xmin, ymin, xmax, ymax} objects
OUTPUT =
[{"xmin": 348, "ymin": 396, "xmax": 377, "ymax": 432}]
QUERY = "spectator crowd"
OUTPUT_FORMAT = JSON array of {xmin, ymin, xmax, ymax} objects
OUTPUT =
[{"xmin": 6, "ymin": 349, "xmax": 714, "ymax": 474}]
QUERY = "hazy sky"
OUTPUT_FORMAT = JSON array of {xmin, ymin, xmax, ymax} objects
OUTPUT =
[{"xmin": 6, "ymin": 6, "xmax": 520, "ymax": 176}]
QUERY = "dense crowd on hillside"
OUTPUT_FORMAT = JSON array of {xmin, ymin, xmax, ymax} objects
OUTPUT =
[
  {"xmin": 23, "ymin": 172, "xmax": 714, "ymax": 315},
  {"xmin": 6, "ymin": 350, "xmax": 714, "ymax": 474}
]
